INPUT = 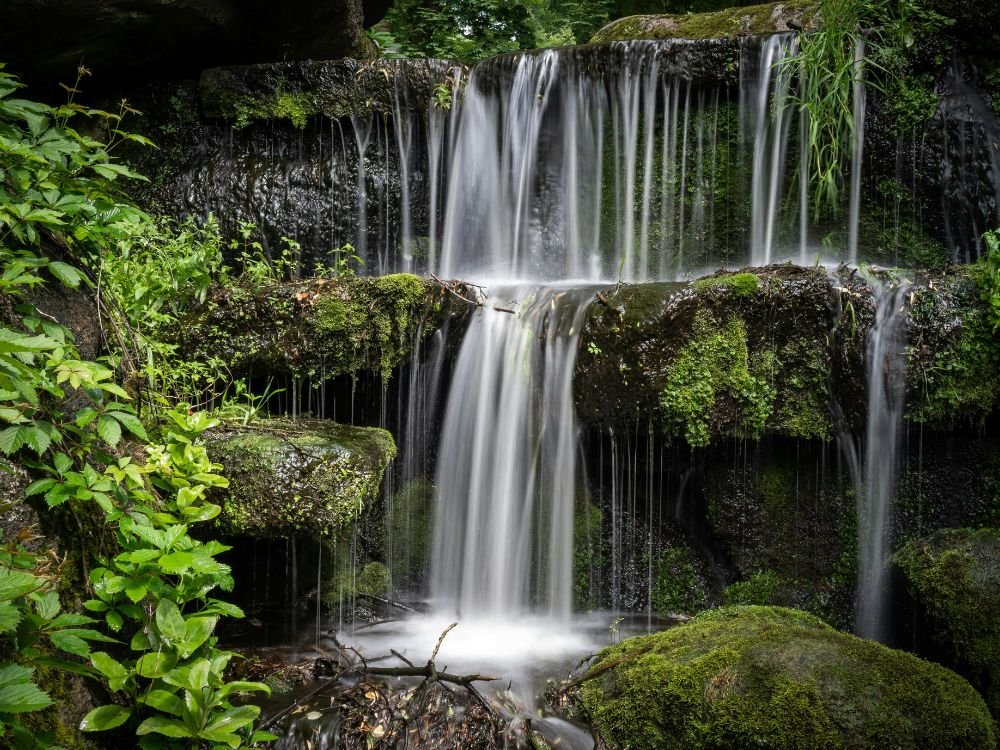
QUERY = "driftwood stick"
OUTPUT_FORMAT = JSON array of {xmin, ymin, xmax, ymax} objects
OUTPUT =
[
  {"xmin": 431, "ymin": 622, "xmax": 457, "ymax": 661},
  {"xmin": 364, "ymin": 663, "xmax": 498, "ymax": 686},
  {"xmin": 560, "ymin": 643, "xmax": 653, "ymax": 692}
]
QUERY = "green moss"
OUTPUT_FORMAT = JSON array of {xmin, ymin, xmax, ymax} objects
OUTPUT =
[
  {"xmin": 771, "ymin": 337, "xmax": 832, "ymax": 439},
  {"xmin": 573, "ymin": 501, "xmax": 607, "ymax": 610},
  {"xmin": 232, "ymin": 91, "xmax": 317, "ymax": 129},
  {"xmin": 206, "ymin": 418, "xmax": 397, "ymax": 538},
  {"xmin": 591, "ymin": 0, "xmax": 818, "ymax": 42},
  {"xmin": 890, "ymin": 73, "xmax": 941, "ymax": 135},
  {"xmin": 580, "ymin": 606, "xmax": 997, "ymax": 750},
  {"xmin": 723, "ymin": 570, "xmax": 790, "ymax": 605},
  {"xmin": 661, "ymin": 310, "xmax": 774, "ymax": 447},
  {"xmin": 906, "ymin": 271, "xmax": 1000, "ymax": 425},
  {"xmin": 894, "ymin": 528, "xmax": 1000, "ymax": 717},
  {"xmin": 692, "ymin": 272, "xmax": 760, "ymax": 297}
]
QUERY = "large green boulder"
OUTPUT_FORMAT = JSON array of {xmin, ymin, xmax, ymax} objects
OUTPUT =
[
  {"xmin": 580, "ymin": 606, "xmax": 996, "ymax": 750},
  {"xmin": 894, "ymin": 528, "xmax": 1000, "ymax": 717},
  {"xmin": 205, "ymin": 419, "xmax": 396, "ymax": 538}
]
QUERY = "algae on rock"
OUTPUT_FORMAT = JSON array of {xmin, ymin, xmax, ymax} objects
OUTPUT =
[
  {"xmin": 580, "ymin": 606, "xmax": 997, "ymax": 750},
  {"xmin": 206, "ymin": 419, "xmax": 397, "ymax": 538}
]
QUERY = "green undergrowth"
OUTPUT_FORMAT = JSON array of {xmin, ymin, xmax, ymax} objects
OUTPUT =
[{"xmin": 580, "ymin": 606, "xmax": 997, "ymax": 750}]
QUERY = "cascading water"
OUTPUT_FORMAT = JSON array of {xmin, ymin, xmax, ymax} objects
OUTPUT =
[
  {"xmin": 852, "ymin": 278, "xmax": 911, "ymax": 642},
  {"xmin": 430, "ymin": 286, "xmax": 593, "ymax": 620}
]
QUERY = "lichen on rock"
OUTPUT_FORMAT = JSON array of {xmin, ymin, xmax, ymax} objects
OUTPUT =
[
  {"xmin": 205, "ymin": 418, "xmax": 397, "ymax": 538},
  {"xmin": 580, "ymin": 605, "xmax": 997, "ymax": 750}
]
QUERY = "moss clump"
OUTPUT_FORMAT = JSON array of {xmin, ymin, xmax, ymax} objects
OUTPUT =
[
  {"xmin": 692, "ymin": 272, "xmax": 760, "ymax": 297},
  {"xmin": 573, "ymin": 501, "xmax": 607, "ymax": 611},
  {"xmin": 894, "ymin": 528, "xmax": 1000, "ymax": 717},
  {"xmin": 232, "ymin": 91, "xmax": 317, "ymax": 128},
  {"xmin": 206, "ymin": 418, "xmax": 397, "ymax": 538},
  {"xmin": 580, "ymin": 606, "xmax": 996, "ymax": 750},
  {"xmin": 771, "ymin": 336, "xmax": 832, "ymax": 439},
  {"xmin": 591, "ymin": 0, "xmax": 818, "ymax": 42},
  {"xmin": 661, "ymin": 310, "xmax": 774, "ymax": 447},
  {"xmin": 906, "ymin": 270, "xmax": 1000, "ymax": 425}
]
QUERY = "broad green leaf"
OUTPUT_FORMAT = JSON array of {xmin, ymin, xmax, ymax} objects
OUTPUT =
[
  {"xmin": 0, "ymin": 568, "xmax": 41, "ymax": 600},
  {"xmin": 79, "ymin": 704, "xmax": 131, "ymax": 731},
  {"xmin": 49, "ymin": 630, "xmax": 90, "ymax": 658},
  {"xmin": 109, "ymin": 411, "xmax": 147, "ymax": 440},
  {"xmin": 178, "ymin": 616, "xmax": 217, "ymax": 659},
  {"xmin": 96, "ymin": 415, "xmax": 121, "ymax": 447},
  {"xmin": 135, "ymin": 715, "xmax": 195, "ymax": 738},
  {"xmin": 204, "ymin": 704, "xmax": 259, "ymax": 734},
  {"xmin": 32, "ymin": 590, "xmax": 60, "ymax": 620},
  {"xmin": 155, "ymin": 599, "xmax": 186, "ymax": 642},
  {"xmin": 47, "ymin": 261, "xmax": 84, "ymax": 289},
  {"xmin": 140, "ymin": 689, "xmax": 184, "ymax": 717},
  {"xmin": 136, "ymin": 650, "xmax": 175, "ymax": 678}
]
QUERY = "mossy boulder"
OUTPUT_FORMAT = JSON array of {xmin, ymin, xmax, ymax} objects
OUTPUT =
[
  {"xmin": 205, "ymin": 419, "xmax": 396, "ymax": 538},
  {"xmin": 590, "ymin": 0, "xmax": 818, "ymax": 43},
  {"xmin": 177, "ymin": 274, "xmax": 469, "ymax": 383},
  {"xmin": 894, "ymin": 528, "xmax": 1000, "ymax": 717},
  {"xmin": 575, "ymin": 265, "xmax": 843, "ymax": 441},
  {"xmin": 580, "ymin": 606, "xmax": 997, "ymax": 750}
]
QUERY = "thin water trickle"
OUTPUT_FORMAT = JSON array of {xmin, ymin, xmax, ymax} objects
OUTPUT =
[{"xmin": 852, "ymin": 277, "xmax": 911, "ymax": 642}]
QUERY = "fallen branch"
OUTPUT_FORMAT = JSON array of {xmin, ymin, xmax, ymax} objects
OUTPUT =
[{"xmin": 559, "ymin": 643, "xmax": 653, "ymax": 692}]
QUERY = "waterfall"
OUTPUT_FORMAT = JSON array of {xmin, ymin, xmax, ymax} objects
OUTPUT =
[
  {"xmin": 430, "ymin": 286, "xmax": 593, "ymax": 620},
  {"xmin": 847, "ymin": 39, "xmax": 867, "ymax": 265},
  {"xmin": 437, "ymin": 41, "xmax": 738, "ymax": 282},
  {"xmin": 854, "ymin": 278, "xmax": 911, "ymax": 641},
  {"xmin": 745, "ymin": 33, "xmax": 799, "ymax": 267}
]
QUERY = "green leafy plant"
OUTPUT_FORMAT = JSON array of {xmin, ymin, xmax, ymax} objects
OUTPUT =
[
  {"xmin": 978, "ymin": 228, "xmax": 1000, "ymax": 332},
  {"xmin": 313, "ymin": 243, "xmax": 364, "ymax": 278},
  {"xmin": 0, "ymin": 66, "xmax": 270, "ymax": 748}
]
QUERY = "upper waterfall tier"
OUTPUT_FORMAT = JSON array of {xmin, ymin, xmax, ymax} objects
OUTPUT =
[{"xmin": 137, "ymin": 34, "xmax": 1000, "ymax": 279}]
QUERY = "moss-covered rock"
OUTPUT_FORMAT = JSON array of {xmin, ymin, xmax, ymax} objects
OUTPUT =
[
  {"xmin": 206, "ymin": 418, "xmax": 396, "ymax": 538},
  {"xmin": 591, "ymin": 0, "xmax": 818, "ymax": 43},
  {"xmin": 894, "ymin": 528, "xmax": 1000, "ymax": 717},
  {"xmin": 200, "ymin": 58, "xmax": 463, "ymax": 125},
  {"xmin": 580, "ymin": 606, "xmax": 997, "ymax": 750},
  {"xmin": 177, "ymin": 274, "xmax": 469, "ymax": 383},
  {"xmin": 906, "ymin": 268, "xmax": 1000, "ymax": 426},
  {"xmin": 576, "ymin": 265, "xmax": 842, "ymax": 441}
]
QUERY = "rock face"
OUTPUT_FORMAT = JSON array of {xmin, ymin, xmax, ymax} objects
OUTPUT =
[
  {"xmin": 895, "ymin": 528, "xmax": 1000, "ymax": 718},
  {"xmin": 580, "ymin": 606, "xmax": 997, "ymax": 750},
  {"xmin": 591, "ymin": 0, "xmax": 819, "ymax": 43},
  {"xmin": 205, "ymin": 419, "xmax": 397, "ymax": 538},
  {"xmin": 0, "ymin": 0, "xmax": 391, "ymax": 86},
  {"xmin": 575, "ymin": 266, "xmax": 1000, "ymax": 440}
]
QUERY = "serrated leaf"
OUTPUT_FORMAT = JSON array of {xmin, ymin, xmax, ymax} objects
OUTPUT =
[
  {"xmin": 0, "ymin": 664, "xmax": 51, "ymax": 713},
  {"xmin": 96, "ymin": 415, "xmax": 121, "ymax": 447},
  {"xmin": 108, "ymin": 411, "xmax": 147, "ymax": 440},
  {"xmin": 47, "ymin": 261, "xmax": 84, "ymax": 289},
  {"xmin": 49, "ymin": 630, "xmax": 90, "ymax": 657},
  {"xmin": 0, "ymin": 600, "xmax": 22, "ymax": 633},
  {"xmin": 155, "ymin": 599, "xmax": 186, "ymax": 642}
]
